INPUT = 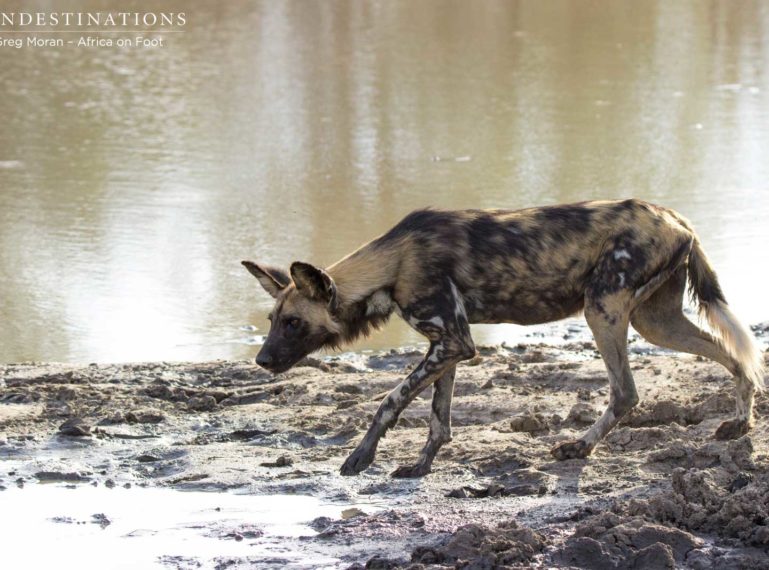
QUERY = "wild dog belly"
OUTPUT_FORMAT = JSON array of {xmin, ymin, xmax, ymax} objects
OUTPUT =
[{"xmin": 462, "ymin": 284, "xmax": 586, "ymax": 325}]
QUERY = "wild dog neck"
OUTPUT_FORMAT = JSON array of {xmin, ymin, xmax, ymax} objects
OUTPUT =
[{"xmin": 326, "ymin": 241, "xmax": 400, "ymax": 345}]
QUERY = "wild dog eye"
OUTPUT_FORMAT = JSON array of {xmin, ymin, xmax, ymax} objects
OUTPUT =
[{"xmin": 285, "ymin": 317, "xmax": 301, "ymax": 331}]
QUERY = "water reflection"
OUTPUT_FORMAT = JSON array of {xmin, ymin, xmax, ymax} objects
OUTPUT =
[{"xmin": 0, "ymin": 1, "xmax": 767, "ymax": 363}]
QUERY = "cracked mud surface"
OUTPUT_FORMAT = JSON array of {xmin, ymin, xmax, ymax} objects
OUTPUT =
[{"xmin": 2, "ymin": 326, "xmax": 768, "ymax": 568}]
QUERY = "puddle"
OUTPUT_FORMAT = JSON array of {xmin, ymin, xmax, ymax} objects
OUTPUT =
[{"xmin": 1, "ymin": 484, "xmax": 382, "ymax": 569}]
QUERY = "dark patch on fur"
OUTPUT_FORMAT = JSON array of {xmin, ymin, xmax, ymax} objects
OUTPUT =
[
  {"xmin": 535, "ymin": 204, "xmax": 594, "ymax": 235},
  {"xmin": 331, "ymin": 290, "xmax": 395, "ymax": 348},
  {"xmin": 688, "ymin": 243, "xmax": 727, "ymax": 306},
  {"xmin": 376, "ymin": 208, "xmax": 463, "ymax": 244}
]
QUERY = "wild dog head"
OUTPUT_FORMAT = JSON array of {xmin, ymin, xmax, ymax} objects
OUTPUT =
[{"xmin": 242, "ymin": 261, "xmax": 341, "ymax": 373}]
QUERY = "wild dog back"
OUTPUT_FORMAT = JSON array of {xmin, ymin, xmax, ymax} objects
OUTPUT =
[{"xmin": 362, "ymin": 199, "xmax": 694, "ymax": 325}]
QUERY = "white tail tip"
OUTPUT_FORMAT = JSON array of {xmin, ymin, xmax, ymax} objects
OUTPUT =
[{"xmin": 704, "ymin": 301, "xmax": 766, "ymax": 391}]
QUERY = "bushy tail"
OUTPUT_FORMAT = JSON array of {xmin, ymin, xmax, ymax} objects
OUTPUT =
[{"xmin": 688, "ymin": 239, "xmax": 765, "ymax": 391}]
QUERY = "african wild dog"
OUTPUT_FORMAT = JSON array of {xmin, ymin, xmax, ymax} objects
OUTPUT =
[{"xmin": 243, "ymin": 199, "xmax": 765, "ymax": 477}]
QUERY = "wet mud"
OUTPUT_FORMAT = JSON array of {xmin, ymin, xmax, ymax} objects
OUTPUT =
[{"xmin": 1, "ymin": 326, "xmax": 768, "ymax": 568}]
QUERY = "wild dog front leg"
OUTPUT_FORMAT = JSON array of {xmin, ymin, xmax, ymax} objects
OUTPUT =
[
  {"xmin": 391, "ymin": 365, "xmax": 456, "ymax": 478},
  {"xmin": 340, "ymin": 280, "xmax": 475, "ymax": 476},
  {"xmin": 340, "ymin": 342, "xmax": 458, "ymax": 476}
]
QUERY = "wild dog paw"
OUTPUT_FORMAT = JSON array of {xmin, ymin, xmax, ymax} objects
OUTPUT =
[
  {"xmin": 340, "ymin": 448, "xmax": 375, "ymax": 476},
  {"xmin": 715, "ymin": 418, "xmax": 751, "ymax": 440},
  {"xmin": 391, "ymin": 463, "xmax": 431, "ymax": 478},
  {"xmin": 550, "ymin": 439, "xmax": 592, "ymax": 460}
]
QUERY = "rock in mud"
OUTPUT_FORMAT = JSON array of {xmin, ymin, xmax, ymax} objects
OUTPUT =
[
  {"xmin": 35, "ymin": 471, "xmax": 92, "ymax": 482},
  {"xmin": 259, "ymin": 455, "xmax": 293, "ymax": 468},
  {"xmin": 187, "ymin": 395, "xmax": 217, "ymax": 412},
  {"xmin": 144, "ymin": 384, "xmax": 188, "ymax": 402},
  {"xmin": 729, "ymin": 472, "xmax": 753, "ymax": 492},
  {"xmin": 509, "ymin": 411, "xmax": 548, "ymax": 433},
  {"xmin": 58, "ymin": 418, "xmax": 91, "ymax": 437},
  {"xmin": 220, "ymin": 390, "xmax": 269, "ymax": 406},
  {"xmin": 347, "ymin": 556, "xmax": 405, "ymax": 569},
  {"xmin": 208, "ymin": 523, "xmax": 263, "ymax": 541},
  {"xmin": 341, "ymin": 507, "xmax": 366, "ymax": 520},
  {"xmin": 91, "ymin": 513, "xmax": 111, "ymax": 528},
  {"xmin": 125, "ymin": 410, "xmax": 165, "ymax": 424},
  {"xmin": 319, "ymin": 510, "xmax": 426, "ymax": 539},
  {"xmin": 566, "ymin": 403, "xmax": 598, "ymax": 425},
  {"xmin": 136, "ymin": 454, "xmax": 161, "ymax": 463},
  {"xmin": 446, "ymin": 469, "xmax": 549, "ymax": 499},
  {"xmin": 309, "ymin": 516, "xmax": 333, "ymax": 532}
]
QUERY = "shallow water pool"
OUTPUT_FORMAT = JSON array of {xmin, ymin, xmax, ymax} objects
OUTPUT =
[{"xmin": 1, "ymin": 484, "xmax": 381, "ymax": 569}]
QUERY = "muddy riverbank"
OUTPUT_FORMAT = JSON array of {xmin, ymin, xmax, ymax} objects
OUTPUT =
[{"xmin": 2, "ymin": 325, "xmax": 769, "ymax": 569}]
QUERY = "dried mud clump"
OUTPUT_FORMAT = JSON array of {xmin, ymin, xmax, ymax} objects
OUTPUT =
[
  {"xmin": 352, "ymin": 520, "xmax": 547, "ymax": 569},
  {"xmin": 555, "ymin": 512, "xmax": 703, "ymax": 569},
  {"xmin": 409, "ymin": 520, "xmax": 547, "ymax": 568},
  {"xmin": 620, "ymin": 466, "xmax": 769, "ymax": 547},
  {"xmin": 621, "ymin": 393, "xmax": 733, "ymax": 428}
]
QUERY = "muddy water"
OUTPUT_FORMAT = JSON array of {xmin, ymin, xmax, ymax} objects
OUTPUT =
[
  {"xmin": 1, "ymin": 485, "xmax": 382, "ymax": 569},
  {"xmin": 0, "ymin": 1, "xmax": 768, "ymax": 363}
]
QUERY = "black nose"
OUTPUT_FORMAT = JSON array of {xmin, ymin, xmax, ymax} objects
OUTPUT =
[{"xmin": 256, "ymin": 353, "xmax": 273, "ymax": 369}]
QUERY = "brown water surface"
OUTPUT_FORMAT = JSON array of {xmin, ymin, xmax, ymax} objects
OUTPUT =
[{"xmin": 1, "ymin": 0, "xmax": 768, "ymax": 363}]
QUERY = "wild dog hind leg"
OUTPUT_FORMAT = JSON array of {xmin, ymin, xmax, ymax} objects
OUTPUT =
[
  {"xmin": 631, "ymin": 267, "xmax": 757, "ymax": 440},
  {"xmin": 551, "ymin": 293, "xmax": 638, "ymax": 460}
]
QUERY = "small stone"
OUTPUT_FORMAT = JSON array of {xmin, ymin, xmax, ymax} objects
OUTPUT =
[
  {"xmin": 487, "ymin": 483, "xmax": 505, "ymax": 497},
  {"xmin": 125, "ymin": 410, "xmax": 165, "ymax": 424},
  {"xmin": 510, "ymin": 412, "xmax": 547, "ymax": 433},
  {"xmin": 308, "ymin": 516, "xmax": 333, "ymax": 532},
  {"xmin": 729, "ymin": 472, "xmax": 753, "ymax": 492},
  {"xmin": 35, "ymin": 471, "xmax": 91, "ymax": 482},
  {"xmin": 91, "ymin": 513, "xmax": 111, "ymax": 529},
  {"xmin": 341, "ymin": 508, "xmax": 365, "ymax": 520},
  {"xmin": 187, "ymin": 395, "xmax": 217, "ymax": 412},
  {"xmin": 260, "ymin": 455, "xmax": 293, "ymax": 468},
  {"xmin": 577, "ymin": 388, "xmax": 592, "ymax": 401},
  {"xmin": 136, "ymin": 454, "xmax": 161, "ymax": 463},
  {"xmin": 567, "ymin": 403, "xmax": 598, "ymax": 425},
  {"xmin": 59, "ymin": 418, "xmax": 92, "ymax": 437}
]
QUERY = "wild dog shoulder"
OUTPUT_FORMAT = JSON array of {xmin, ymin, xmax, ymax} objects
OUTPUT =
[{"xmin": 366, "ymin": 289, "xmax": 394, "ymax": 316}]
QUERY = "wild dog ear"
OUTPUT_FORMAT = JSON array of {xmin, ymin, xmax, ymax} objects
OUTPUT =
[
  {"xmin": 290, "ymin": 261, "xmax": 338, "ymax": 309},
  {"xmin": 241, "ymin": 261, "xmax": 290, "ymax": 299}
]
